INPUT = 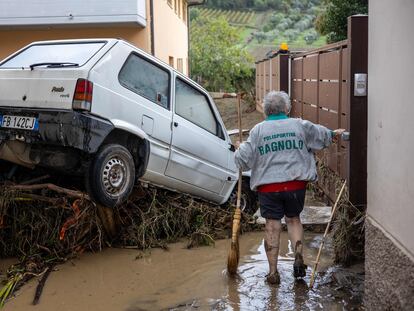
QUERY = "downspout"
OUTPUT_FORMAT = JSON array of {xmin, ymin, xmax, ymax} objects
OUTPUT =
[
  {"xmin": 187, "ymin": 0, "xmax": 206, "ymax": 76},
  {"xmin": 150, "ymin": 0, "xmax": 155, "ymax": 55}
]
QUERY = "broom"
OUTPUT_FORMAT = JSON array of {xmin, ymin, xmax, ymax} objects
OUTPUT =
[
  {"xmin": 309, "ymin": 180, "xmax": 347, "ymax": 288},
  {"xmin": 227, "ymin": 93, "xmax": 243, "ymax": 276}
]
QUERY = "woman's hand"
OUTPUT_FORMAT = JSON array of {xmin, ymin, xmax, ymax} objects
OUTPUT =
[
  {"xmin": 333, "ymin": 129, "xmax": 346, "ymax": 142},
  {"xmin": 333, "ymin": 129, "xmax": 346, "ymax": 137},
  {"xmin": 235, "ymin": 140, "xmax": 241, "ymax": 149}
]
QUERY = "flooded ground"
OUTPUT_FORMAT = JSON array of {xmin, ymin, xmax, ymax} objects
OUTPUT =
[{"xmin": 1, "ymin": 231, "xmax": 363, "ymax": 311}]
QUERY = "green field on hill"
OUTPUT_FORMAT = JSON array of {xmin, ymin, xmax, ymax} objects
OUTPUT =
[{"xmin": 195, "ymin": 6, "xmax": 327, "ymax": 60}]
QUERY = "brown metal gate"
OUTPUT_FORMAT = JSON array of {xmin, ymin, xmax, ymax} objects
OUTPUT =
[
  {"xmin": 292, "ymin": 16, "xmax": 368, "ymax": 205},
  {"xmin": 255, "ymin": 54, "xmax": 289, "ymax": 113},
  {"xmin": 291, "ymin": 40, "xmax": 349, "ymax": 195},
  {"xmin": 255, "ymin": 15, "xmax": 368, "ymax": 206}
]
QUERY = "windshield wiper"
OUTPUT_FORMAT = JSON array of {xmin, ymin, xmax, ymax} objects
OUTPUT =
[{"xmin": 29, "ymin": 62, "xmax": 79, "ymax": 70}]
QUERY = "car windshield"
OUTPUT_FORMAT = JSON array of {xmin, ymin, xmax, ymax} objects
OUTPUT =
[{"xmin": 0, "ymin": 41, "xmax": 106, "ymax": 68}]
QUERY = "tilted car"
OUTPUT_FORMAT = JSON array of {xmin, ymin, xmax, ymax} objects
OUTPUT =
[{"xmin": 0, "ymin": 38, "xmax": 241, "ymax": 208}]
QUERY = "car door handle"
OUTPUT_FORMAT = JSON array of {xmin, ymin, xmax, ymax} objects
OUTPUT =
[{"xmin": 173, "ymin": 122, "xmax": 178, "ymax": 127}]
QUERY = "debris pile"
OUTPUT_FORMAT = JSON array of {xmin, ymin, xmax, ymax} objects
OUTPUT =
[
  {"xmin": 314, "ymin": 159, "xmax": 365, "ymax": 266},
  {"xmin": 0, "ymin": 181, "xmax": 260, "ymax": 305}
]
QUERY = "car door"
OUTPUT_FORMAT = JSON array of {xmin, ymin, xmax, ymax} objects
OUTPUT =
[
  {"xmin": 165, "ymin": 76, "xmax": 234, "ymax": 194},
  {"xmin": 117, "ymin": 52, "xmax": 173, "ymax": 178}
]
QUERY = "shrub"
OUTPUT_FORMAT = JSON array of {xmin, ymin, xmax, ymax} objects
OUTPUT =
[{"xmin": 304, "ymin": 29, "xmax": 319, "ymax": 45}]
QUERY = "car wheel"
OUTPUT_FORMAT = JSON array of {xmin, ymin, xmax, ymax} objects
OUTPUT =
[
  {"xmin": 87, "ymin": 144, "xmax": 135, "ymax": 207},
  {"xmin": 229, "ymin": 180, "xmax": 258, "ymax": 215}
]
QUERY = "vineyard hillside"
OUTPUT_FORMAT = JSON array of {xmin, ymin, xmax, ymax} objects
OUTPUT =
[{"xmin": 193, "ymin": 3, "xmax": 327, "ymax": 61}]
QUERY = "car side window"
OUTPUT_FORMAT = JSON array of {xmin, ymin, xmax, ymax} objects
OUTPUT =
[
  {"xmin": 119, "ymin": 53, "xmax": 170, "ymax": 109},
  {"xmin": 175, "ymin": 78, "xmax": 223, "ymax": 138}
]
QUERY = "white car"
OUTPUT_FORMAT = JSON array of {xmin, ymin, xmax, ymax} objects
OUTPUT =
[{"xmin": 0, "ymin": 39, "xmax": 239, "ymax": 207}]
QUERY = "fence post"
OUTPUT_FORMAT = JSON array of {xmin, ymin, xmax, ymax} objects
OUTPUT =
[
  {"xmin": 316, "ymin": 53, "xmax": 320, "ymax": 124},
  {"xmin": 278, "ymin": 54, "xmax": 289, "ymax": 93},
  {"xmin": 301, "ymin": 56, "xmax": 304, "ymax": 118},
  {"xmin": 348, "ymin": 15, "xmax": 368, "ymax": 208}
]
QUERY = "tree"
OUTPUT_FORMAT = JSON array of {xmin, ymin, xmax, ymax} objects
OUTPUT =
[
  {"xmin": 304, "ymin": 29, "xmax": 319, "ymax": 44},
  {"xmin": 315, "ymin": 0, "xmax": 368, "ymax": 43},
  {"xmin": 190, "ymin": 16, "xmax": 253, "ymax": 92},
  {"xmin": 255, "ymin": 31, "xmax": 267, "ymax": 43},
  {"xmin": 284, "ymin": 29, "xmax": 300, "ymax": 41},
  {"xmin": 189, "ymin": 8, "xmax": 200, "ymax": 21},
  {"xmin": 254, "ymin": 0, "xmax": 267, "ymax": 10}
]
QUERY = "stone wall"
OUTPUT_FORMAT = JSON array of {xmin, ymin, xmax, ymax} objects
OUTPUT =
[{"xmin": 365, "ymin": 218, "xmax": 414, "ymax": 310}]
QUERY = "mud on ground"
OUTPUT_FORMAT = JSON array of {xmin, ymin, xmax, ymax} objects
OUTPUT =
[{"xmin": 2, "ymin": 232, "xmax": 364, "ymax": 311}]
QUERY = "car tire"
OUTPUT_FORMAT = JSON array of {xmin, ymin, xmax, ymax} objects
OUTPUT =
[
  {"xmin": 87, "ymin": 144, "xmax": 135, "ymax": 208},
  {"xmin": 229, "ymin": 179, "xmax": 258, "ymax": 215}
]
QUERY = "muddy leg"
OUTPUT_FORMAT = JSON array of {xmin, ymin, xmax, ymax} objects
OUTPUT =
[
  {"xmin": 285, "ymin": 216, "xmax": 307, "ymax": 278},
  {"xmin": 264, "ymin": 219, "xmax": 281, "ymax": 276},
  {"xmin": 285, "ymin": 216, "xmax": 303, "ymax": 250}
]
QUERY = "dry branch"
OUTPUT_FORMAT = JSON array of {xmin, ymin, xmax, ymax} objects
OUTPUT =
[
  {"xmin": 0, "ymin": 183, "xmax": 261, "ymax": 306},
  {"xmin": 7, "ymin": 183, "xmax": 89, "ymax": 200}
]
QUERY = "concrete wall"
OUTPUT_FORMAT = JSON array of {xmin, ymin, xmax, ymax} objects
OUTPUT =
[{"xmin": 366, "ymin": 0, "xmax": 414, "ymax": 308}]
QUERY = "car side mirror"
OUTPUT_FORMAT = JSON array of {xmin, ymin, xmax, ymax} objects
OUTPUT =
[{"xmin": 229, "ymin": 144, "xmax": 236, "ymax": 152}]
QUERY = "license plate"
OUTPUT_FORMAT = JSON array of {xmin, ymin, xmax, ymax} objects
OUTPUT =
[{"xmin": 0, "ymin": 115, "xmax": 38, "ymax": 131}]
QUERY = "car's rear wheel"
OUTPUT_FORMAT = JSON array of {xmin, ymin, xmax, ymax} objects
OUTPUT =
[
  {"xmin": 229, "ymin": 180, "xmax": 258, "ymax": 215},
  {"xmin": 87, "ymin": 144, "xmax": 135, "ymax": 207}
]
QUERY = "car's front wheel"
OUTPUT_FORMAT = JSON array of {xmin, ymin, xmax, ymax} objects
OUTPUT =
[{"xmin": 87, "ymin": 144, "xmax": 135, "ymax": 207}]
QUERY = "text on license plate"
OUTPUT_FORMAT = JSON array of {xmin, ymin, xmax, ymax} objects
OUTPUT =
[{"xmin": 0, "ymin": 115, "xmax": 38, "ymax": 130}]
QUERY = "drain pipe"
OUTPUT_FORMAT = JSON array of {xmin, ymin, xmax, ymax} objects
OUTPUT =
[{"xmin": 150, "ymin": 0, "xmax": 155, "ymax": 55}]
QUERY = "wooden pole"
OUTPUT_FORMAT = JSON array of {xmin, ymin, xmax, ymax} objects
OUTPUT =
[
  {"xmin": 227, "ymin": 93, "xmax": 243, "ymax": 275},
  {"xmin": 309, "ymin": 180, "xmax": 347, "ymax": 288}
]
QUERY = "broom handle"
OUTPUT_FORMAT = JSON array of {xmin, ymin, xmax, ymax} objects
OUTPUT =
[
  {"xmin": 236, "ymin": 93, "xmax": 243, "ymax": 212},
  {"xmin": 231, "ymin": 94, "xmax": 243, "ymax": 243},
  {"xmin": 309, "ymin": 180, "xmax": 347, "ymax": 288},
  {"xmin": 231, "ymin": 171, "xmax": 243, "ymax": 243}
]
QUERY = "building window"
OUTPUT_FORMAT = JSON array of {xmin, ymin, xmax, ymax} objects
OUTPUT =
[
  {"xmin": 177, "ymin": 58, "xmax": 183, "ymax": 73},
  {"xmin": 169, "ymin": 56, "xmax": 174, "ymax": 68},
  {"xmin": 119, "ymin": 53, "xmax": 170, "ymax": 109}
]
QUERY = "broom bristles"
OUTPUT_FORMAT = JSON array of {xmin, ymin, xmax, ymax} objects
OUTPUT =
[{"xmin": 227, "ymin": 240, "xmax": 240, "ymax": 275}]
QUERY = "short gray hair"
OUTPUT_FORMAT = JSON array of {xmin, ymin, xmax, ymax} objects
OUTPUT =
[{"xmin": 263, "ymin": 91, "xmax": 291, "ymax": 116}]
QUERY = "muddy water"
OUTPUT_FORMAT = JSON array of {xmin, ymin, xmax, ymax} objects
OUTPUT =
[{"xmin": 2, "ymin": 232, "xmax": 362, "ymax": 311}]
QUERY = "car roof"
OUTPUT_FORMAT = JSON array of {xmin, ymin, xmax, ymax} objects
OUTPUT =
[
  {"xmin": 26, "ymin": 38, "xmax": 117, "ymax": 45},
  {"xmin": 23, "ymin": 38, "xmax": 206, "ymax": 94},
  {"xmin": 21, "ymin": 38, "xmax": 213, "ymax": 106}
]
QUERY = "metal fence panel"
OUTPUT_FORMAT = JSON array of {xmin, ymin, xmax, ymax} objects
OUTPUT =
[
  {"xmin": 303, "ymin": 81, "xmax": 318, "ymax": 106},
  {"xmin": 319, "ymin": 82, "xmax": 339, "ymax": 111},
  {"xmin": 319, "ymin": 50, "xmax": 340, "ymax": 80},
  {"xmin": 255, "ymin": 16, "xmax": 367, "ymax": 206},
  {"xmin": 303, "ymin": 54, "xmax": 318, "ymax": 79}
]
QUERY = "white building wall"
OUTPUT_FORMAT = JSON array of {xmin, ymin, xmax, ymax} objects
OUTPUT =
[
  {"xmin": 0, "ymin": 0, "xmax": 147, "ymax": 27},
  {"xmin": 367, "ymin": 0, "xmax": 414, "ymax": 256}
]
